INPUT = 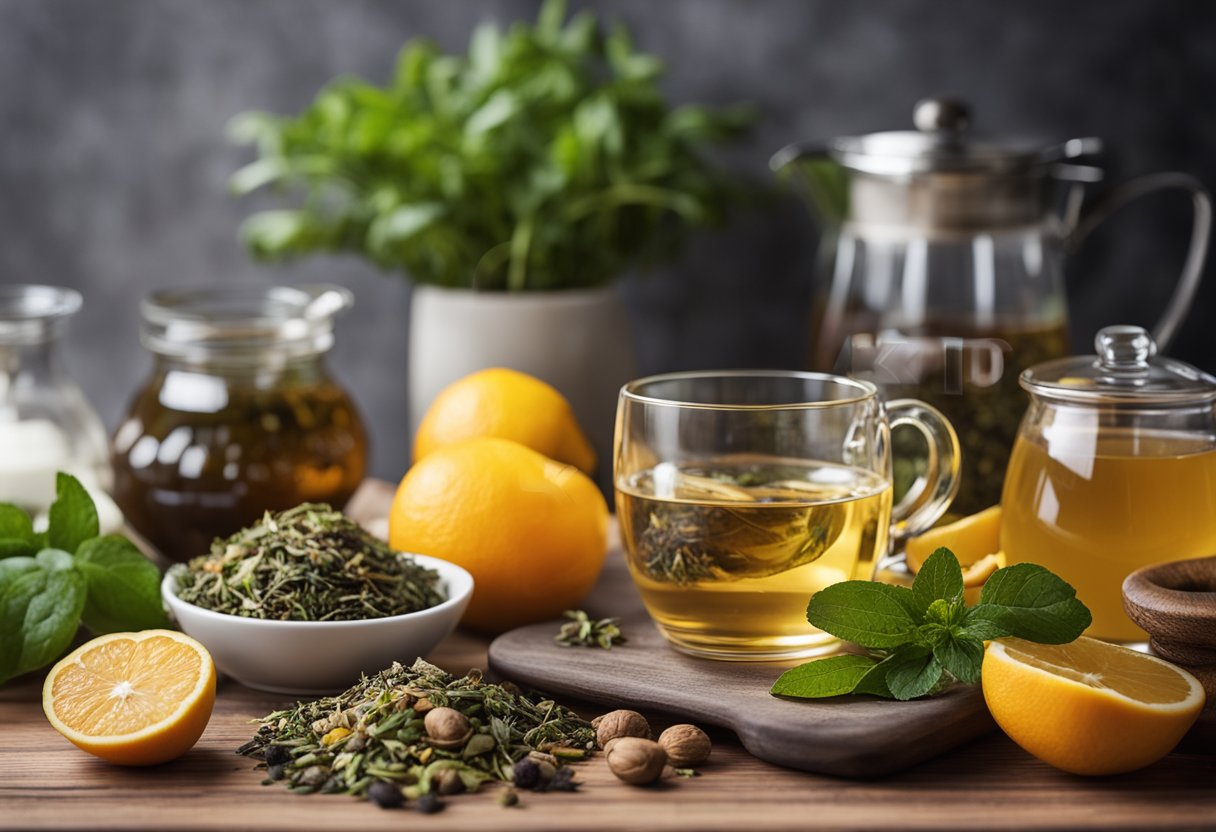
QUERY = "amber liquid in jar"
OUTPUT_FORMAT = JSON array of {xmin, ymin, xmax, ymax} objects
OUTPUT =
[{"xmin": 112, "ymin": 361, "xmax": 367, "ymax": 562}]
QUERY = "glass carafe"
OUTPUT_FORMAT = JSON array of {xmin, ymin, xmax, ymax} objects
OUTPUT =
[
  {"xmin": 775, "ymin": 98, "xmax": 1211, "ymax": 515},
  {"xmin": 1001, "ymin": 325, "xmax": 1216, "ymax": 643},
  {"xmin": 111, "ymin": 285, "xmax": 368, "ymax": 562},
  {"xmin": 0, "ymin": 285, "xmax": 115, "ymax": 526}
]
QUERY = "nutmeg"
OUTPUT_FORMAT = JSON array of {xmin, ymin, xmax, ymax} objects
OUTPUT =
[
  {"xmin": 424, "ymin": 707, "xmax": 472, "ymax": 749},
  {"xmin": 606, "ymin": 737, "xmax": 667, "ymax": 785},
  {"xmin": 594, "ymin": 709, "xmax": 650, "ymax": 748},
  {"xmin": 657, "ymin": 724, "xmax": 711, "ymax": 767}
]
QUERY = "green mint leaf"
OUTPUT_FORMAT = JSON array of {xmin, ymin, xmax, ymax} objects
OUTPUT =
[
  {"xmin": 914, "ymin": 621, "xmax": 951, "ymax": 649},
  {"xmin": 806, "ymin": 581, "xmax": 920, "ymax": 648},
  {"xmin": 0, "ymin": 549, "xmax": 86, "ymax": 684},
  {"xmin": 770, "ymin": 654, "xmax": 879, "ymax": 699},
  {"xmin": 911, "ymin": 547, "xmax": 964, "ymax": 614},
  {"xmin": 0, "ymin": 504, "xmax": 35, "ymax": 543},
  {"xmin": 853, "ymin": 656, "xmax": 897, "ymax": 698},
  {"xmin": 932, "ymin": 632, "xmax": 985, "ymax": 684},
  {"xmin": 923, "ymin": 598, "xmax": 967, "ymax": 628},
  {"xmin": 970, "ymin": 563, "xmax": 1092, "ymax": 643},
  {"xmin": 960, "ymin": 617, "xmax": 1008, "ymax": 642},
  {"xmin": 883, "ymin": 646, "xmax": 944, "ymax": 701},
  {"xmin": 75, "ymin": 536, "xmax": 171, "ymax": 634},
  {"xmin": 0, "ymin": 538, "xmax": 37, "ymax": 559},
  {"xmin": 47, "ymin": 473, "xmax": 99, "ymax": 555}
]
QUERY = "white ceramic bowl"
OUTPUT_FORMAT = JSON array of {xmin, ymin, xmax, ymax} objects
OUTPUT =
[{"xmin": 162, "ymin": 555, "xmax": 473, "ymax": 696}]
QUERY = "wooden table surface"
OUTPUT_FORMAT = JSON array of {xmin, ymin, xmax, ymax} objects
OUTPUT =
[
  {"xmin": 3, "ymin": 482, "xmax": 1215, "ymax": 831},
  {"xmin": 5, "ymin": 629, "xmax": 1216, "ymax": 831}
]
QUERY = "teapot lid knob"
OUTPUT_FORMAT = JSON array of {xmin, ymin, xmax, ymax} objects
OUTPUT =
[
  {"xmin": 1095, "ymin": 325, "xmax": 1157, "ymax": 373},
  {"xmin": 913, "ymin": 97, "xmax": 971, "ymax": 134}
]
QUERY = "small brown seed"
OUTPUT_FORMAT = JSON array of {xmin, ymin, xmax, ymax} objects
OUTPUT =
[
  {"xmin": 424, "ymin": 707, "xmax": 472, "ymax": 749},
  {"xmin": 595, "ymin": 709, "xmax": 650, "ymax": 748},
  {"xmin": 606, "ymin": 737, "xmax": 667, "ymax": 785},
  {"xmin": 657, "ymin": 724, "xmax": 711, "ymax": 767}
]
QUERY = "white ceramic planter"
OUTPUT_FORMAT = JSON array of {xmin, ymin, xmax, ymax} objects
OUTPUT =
[{"xmin": 408, "ymin": 285, "xmax": 636, "ymax": 487}]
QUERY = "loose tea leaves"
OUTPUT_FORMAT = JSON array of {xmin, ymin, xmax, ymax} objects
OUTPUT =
[
  {"xmin": 237, "ymin": 659, "xmax": 595, "ymax": 803},
  {"xmin": 621, "ymin": 465, "xmax": 847, "ymax": 585},
  {"xmin": 555, "ymin": 610, "xmax": 626, "ymax": 649},
  {"xmin": 170, "ymin": 504, "xmax": 443, "ymax": 621}
]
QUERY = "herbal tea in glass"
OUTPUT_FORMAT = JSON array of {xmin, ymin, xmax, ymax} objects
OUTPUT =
[
  {"xmin": 614, "ymin": 371, "xmax": 961, "ymax": 660},
  {"xmin": 618, "ymin": 458, "xmax": 892, "ymax": 658}
]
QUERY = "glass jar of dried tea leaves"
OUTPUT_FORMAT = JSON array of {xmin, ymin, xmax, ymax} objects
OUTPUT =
[{"xmin": 112, "ymin": 285, "xmax": 367, "ymax": 561}]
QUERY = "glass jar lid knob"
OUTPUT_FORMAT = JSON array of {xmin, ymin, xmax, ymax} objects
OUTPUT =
[
  {"xmin": 912, "ymin": 97, "xmax": 971, "ymax": 135},
  {"xmin": 1095, "ymin": 325, "xmax": 1157, "ymax": 383}
]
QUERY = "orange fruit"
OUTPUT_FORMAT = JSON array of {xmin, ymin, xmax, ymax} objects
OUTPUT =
[
  {"xmin": 413, "ymin": 368, "xmax": 596, "ymax": 474},
  {"xmin": 982, "ymin": 637, "xmax": 1205, "ymax": 775},
  {"xmin": 43, "ymin": 630, "xmax": 216, "ymax": 766},
  {"xmin": 389, "ymin": 436, "xmax": 608, "ymax": 633},
  {"xmin": 906, "ymin": 505, "xmax": 1002, "ymax": 573}
]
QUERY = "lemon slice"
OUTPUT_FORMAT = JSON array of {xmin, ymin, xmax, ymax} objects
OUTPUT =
[
  {"xmin": 982, "ymin": 637, "xmax": 1205, "ymax": 775},
  {"xmin": 42, "ymin": 630, "xmax": 216, "ymax": 766},
  {"xmin": 906, "ymin": 505, "xmax": 1002, "ymax": 573}
]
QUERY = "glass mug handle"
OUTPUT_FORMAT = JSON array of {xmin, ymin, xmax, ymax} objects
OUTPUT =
[{"xmin": 885, "ymin": 398, "xmax": 962, "ymax": 543}]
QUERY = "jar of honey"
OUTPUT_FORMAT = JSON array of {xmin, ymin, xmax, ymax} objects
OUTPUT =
[{"xmin": 112, "ymin": 285, "xmax": 368, "ymax": 561}]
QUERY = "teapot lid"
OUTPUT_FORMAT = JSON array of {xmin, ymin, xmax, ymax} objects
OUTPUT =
[
  {"xmin": 828, "ymin": 97, "xmax": 1100, "ymax": 178},
  {"xmin": 1021, "ymin": 325, "xmax": 1216, "ymax": 405}
]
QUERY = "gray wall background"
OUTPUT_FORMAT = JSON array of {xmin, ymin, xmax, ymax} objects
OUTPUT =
[{"xmin": 2, "ymin": 0, "xmax": 1215, "ymax": 480}]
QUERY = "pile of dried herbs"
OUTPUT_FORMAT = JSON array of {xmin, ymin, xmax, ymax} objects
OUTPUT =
[
  {"xmin": 169, "ymin": 504, "xmax": 444, "ymax": 621},
  {"xmin": 237, "ymin": 659, "xmax": 595, "ymax": 806}
]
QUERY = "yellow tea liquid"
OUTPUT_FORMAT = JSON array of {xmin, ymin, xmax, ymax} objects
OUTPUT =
[
  {"xmin": 616, "ymin": 458, "xmax": 892, "ymax": 659},
  {"xmin": 1001, "ymin": 428, "xmax": 1216, "ymax": 642}
]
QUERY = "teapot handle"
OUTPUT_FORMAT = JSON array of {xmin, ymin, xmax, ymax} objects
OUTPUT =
[{"xmin": 1067, "ymin": 173, "xmax": 1212, "ymax": 352}]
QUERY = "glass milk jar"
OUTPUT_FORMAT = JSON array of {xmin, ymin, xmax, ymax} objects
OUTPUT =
[
  {"xmin": 1000, "ymin": 325, "xmax": 1216, "ymax": 642},
  {"xmin": 0, "ymin": 285, "xmax": 117, "ymax": 527},
  {"xmin": 111, "ymin": 285, "xmax": 368, "ymax": 562}
]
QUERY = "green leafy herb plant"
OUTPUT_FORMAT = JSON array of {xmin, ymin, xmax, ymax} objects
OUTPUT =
[
  {"xmin": 0, "ymin": 473, "xmax": 170, "ymax": 686},
  {"xmin": 228, "ymin": 0, "xmax": 751, "ymax": 291},
  {"xmin": 770, "ymin": 548, "xmax": 1093, "ymax": 701}
]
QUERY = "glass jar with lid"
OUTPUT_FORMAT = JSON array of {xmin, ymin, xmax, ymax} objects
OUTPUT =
[
  {"xmin": 0, "ymin": 285, "xmax": 117, "ymax": 527},
  {"xmin": 1000, "ymin": 325, "xmax": 1216, "ymax": 642},
  {"xmin": 111, "ymin": 285, "xmax": 368, "ymax": 562}
]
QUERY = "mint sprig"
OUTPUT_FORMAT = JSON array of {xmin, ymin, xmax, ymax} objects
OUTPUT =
[
  {"xmin": 0, "ymin": 473, "xmax": 170, "ymax": 686},
  {"xmin": 770, "ymin": 548, "xmax": 1091, "ymax": 701}
]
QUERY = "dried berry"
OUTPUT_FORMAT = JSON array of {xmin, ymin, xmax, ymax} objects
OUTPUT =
[
  {"xmin": 416, "ymin": 793, "xmax": 444, "ymax": 814},
  {"xmin": 595, "ymin": 709, "xmax": 650, "ymax": 748},
  {"xmin": 657, "ymin": 724, "xmax": 712, "ymax": 767},
  {"xmin": 512, "ymin": 758, "xmax": 541, "ymax": 790},
  {"xmin": 498, "ymin": 788, "xmax": 520, "ymax": 807},
  {"xmin": 539, "ymin": 766, "xmax": 579, "ymax": 792},
  {"xmin": 266, "ymin": 764, "xmax": 285, "ymax": 782},
  {"xmin": 606, "ymin": 737, "xmax": 667, "ymax": 785},
  {"xmin": 263, "ymin": 744, "xmax": 292, "ymax": 767},
  {"xmin": 424, "ymin": 707, "xmax": 473, "ymax": 749},
  {"xmin": 367, "ymin": 781, "xmax": 404, "ymax": 809}
]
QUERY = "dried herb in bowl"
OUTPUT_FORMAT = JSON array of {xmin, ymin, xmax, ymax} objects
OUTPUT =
[{"xmin": 169, "ymin": 504, "xmax": 444, "ymax": 620}]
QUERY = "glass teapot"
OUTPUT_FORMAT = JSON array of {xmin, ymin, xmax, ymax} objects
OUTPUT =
[
  {"xmin": 1000, "ymin": 324, "xmax": 1216, "ymax": 643},
  {"xmin": 774, "ymin": 98, "xmax": 1211, "ymax": 514}
]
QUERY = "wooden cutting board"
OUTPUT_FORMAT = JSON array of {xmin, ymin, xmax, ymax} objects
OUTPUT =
[{"xmin": 488, "ymin": 545, "xmax": 996, "ymax": 779}]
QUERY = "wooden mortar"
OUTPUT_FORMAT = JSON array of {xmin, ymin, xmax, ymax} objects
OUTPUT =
[{"xmin": 1123, "ymin": 555, "xmax": 1216, "ymax": 705}]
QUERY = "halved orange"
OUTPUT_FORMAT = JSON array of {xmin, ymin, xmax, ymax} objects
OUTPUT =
[
  {"xmin": 43, "ymin": 630, "xmax": 216, "ymax": 766},
  {"xmin": 983, "ymin": 637, "xmax": 1205, "ymax": 775}
]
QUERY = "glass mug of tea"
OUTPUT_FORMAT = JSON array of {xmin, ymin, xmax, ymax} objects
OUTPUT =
[{"xmin": 614, "ymin": 370, "xmax": 961, "ymax": 660}]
